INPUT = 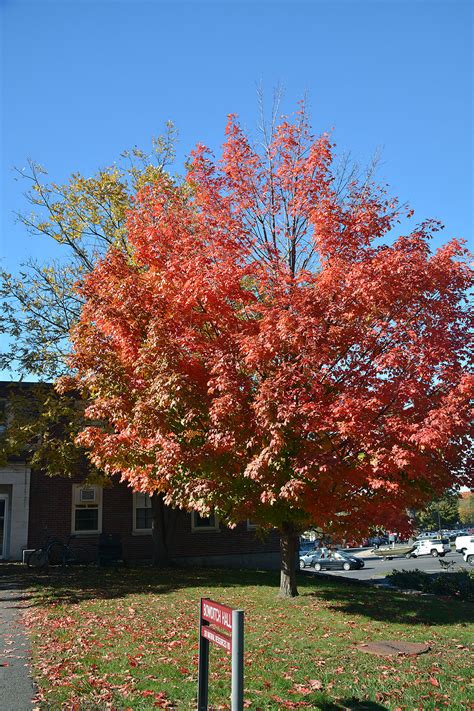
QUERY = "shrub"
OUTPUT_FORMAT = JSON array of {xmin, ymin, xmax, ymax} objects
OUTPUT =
[{"xmin": 386, "ymin": 569, "xmax": 474, "ymax": 602}]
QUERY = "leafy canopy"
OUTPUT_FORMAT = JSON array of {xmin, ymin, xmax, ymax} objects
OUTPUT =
[{"xmin": 63, "ymin": 107, "xmax": 473, "ymax": 537}]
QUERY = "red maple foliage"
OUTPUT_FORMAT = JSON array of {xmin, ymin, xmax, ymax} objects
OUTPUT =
[{"xmin": 62, "ymin": 107, "xmax": 473, "ymax": 596}]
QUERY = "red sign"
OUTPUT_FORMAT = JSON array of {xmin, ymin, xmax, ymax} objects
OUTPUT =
[
  {"xmin": 201, "ymin": 599, "xmax": 233, "ymax": 633},
  {"xmin": 198, "ymin": 598, "xmax": 244, "ymax": 709},
  {"xmin": 202, "ymin": 625, "xmax": 231, "ymax": 653}
]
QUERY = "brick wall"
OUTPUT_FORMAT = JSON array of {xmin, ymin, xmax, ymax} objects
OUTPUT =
[{"xmin": 28, "ymin": 470, "xmax": 280, "ymax": 565}]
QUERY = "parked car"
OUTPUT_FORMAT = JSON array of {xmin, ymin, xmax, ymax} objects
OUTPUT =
[
  {"xmin": 299, "ymin": 548, "xmax": 330, "ymax": 568},
  {"xmin": 313, "ymin": 551, "xmax": 364, "ymax": 572},
  {"xmin": 407, "ymin": 538, "xmax": 450, "ymax": 558},
  {"xmin": 299, "ymin": 550, "xmax": 321, "ymax": 568},
  {"xmin": 455, "ymin": 535, "xmax": 474, "ymax": 554},
  {"xmin": 462, "ymin": 542, "xmax": 474, "ymax": 566},
  {"xmin": 442, "ymin": 531, "xmax": 458, "ymax": 542},
  {"xmin": 415, "ymin": 531, "xmax": 440, "ymax": 541}
]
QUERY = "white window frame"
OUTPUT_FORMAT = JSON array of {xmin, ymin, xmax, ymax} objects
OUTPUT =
[
  {"xmin": 132, "ymin": 492, "xmax": 153, "ymax": 535},
  {"xmin": 71, "ymin": 485, "xmax": 103, "ymax": 534},
  {"xmin": 246, "ymin": 519, "xmax": 258, "ymax": 531},
  {"xmin": 191, "ymin": 511, "xmax": 219, "ymax": 532}
]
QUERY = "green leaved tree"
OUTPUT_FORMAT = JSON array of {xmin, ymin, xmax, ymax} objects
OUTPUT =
[
  {"xmin": 414, "ymin": 492, "xmax": 461, "ymax": 531},
  {"xmin": 458, "ymin": 493, "xmax": 474, "ymax": 525},
  {"xmin": 0, "ymin": 124, "xmax": 179, "ymax": 563}
]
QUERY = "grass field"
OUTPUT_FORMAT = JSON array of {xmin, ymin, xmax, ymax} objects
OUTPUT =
[{"xmin": 21, "ymin": 566, "xmax": 473, "ymax": 710}]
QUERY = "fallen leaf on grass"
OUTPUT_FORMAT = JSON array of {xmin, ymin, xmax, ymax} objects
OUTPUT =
[
  {"xmin": 292, "ymin": 685, "xmax": 312, "ymax": 695},
  {"xmin": 152, "ymin": 691, "xmax": 173, "ymax": 708},
  {"xmin": 270, "ymin": 697, "xmax": 312, "ymax": 708},
  {"xmin": 292, "ymin": 679, "xmax": 323, "ymax": 695},
  {"xmin": 429, "ymin": 677, "xmax": 440, "ymax": 687}
]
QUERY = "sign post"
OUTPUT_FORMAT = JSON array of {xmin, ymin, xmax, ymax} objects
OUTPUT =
[
  {"xmin": 231, "ymin": 608, "xmax": 244, "ymax": 709},
  {"xmin": 197, "ymin": 603, "xmax": 209, "ymax": 711},
  {"xmin": 198, "ymin": 598, "xmax": 244, "ymax": 711}
]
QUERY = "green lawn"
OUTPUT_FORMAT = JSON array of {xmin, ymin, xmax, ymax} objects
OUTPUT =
[{"xmin": 20, "ymin": 566, "xmax": 473, "ymax": 710}]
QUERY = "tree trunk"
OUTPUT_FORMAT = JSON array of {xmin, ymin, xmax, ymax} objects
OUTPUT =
[
  {"xmin": 150, "ymin": 493, "xmax": 171, "ymax": 567},
  {"xmin": 279, "ymin": 521, "xmax": 299, "ymax": 598}
]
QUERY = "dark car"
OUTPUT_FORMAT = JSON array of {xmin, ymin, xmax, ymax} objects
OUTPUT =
[{"xmin": 313, "ymin": 551, "xmax": 364, "ymax": 572}]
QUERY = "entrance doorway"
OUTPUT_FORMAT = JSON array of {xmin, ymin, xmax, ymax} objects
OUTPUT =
[{"xmin": 0, "ymin": 494, "xmax": 8, "ymax": 559}]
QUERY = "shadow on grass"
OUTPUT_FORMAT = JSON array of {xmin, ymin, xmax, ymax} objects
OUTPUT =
[
  {"xmin": 306, "ymin": 577, "xmax": 474, "ymax": 626},
  {"xmin": 2, "ymin": 563, "xmax": 472, "ymax": 627},
  {"xmin": 0, "ymin": 562, "xmax": 282, "ymax": 606},
  {"xmin": 318, "ymin": 700, "xmax": 388, "ymax": 711}
]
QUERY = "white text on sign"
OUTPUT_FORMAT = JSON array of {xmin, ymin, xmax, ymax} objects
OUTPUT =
[
  {"xmin": 202, "ymin": 626, "xmax": 231, "ymax": 653},
  {"xmin": 202, "ymin": 600, "xmax": 233, "ymax": 632}
]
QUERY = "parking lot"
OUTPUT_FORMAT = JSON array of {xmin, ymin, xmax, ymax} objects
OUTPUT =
[{"xmin": 304, "ymin": 550, "xmax": 470, "ymax": 581}]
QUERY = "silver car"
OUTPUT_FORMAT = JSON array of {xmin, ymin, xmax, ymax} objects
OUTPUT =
[{"xmin": 299, "ymin": 548, "xmax": 330, "ymax": 568}]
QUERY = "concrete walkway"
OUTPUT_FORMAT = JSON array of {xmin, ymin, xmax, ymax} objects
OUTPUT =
[{"xmin": 0, "ymin": 569, "xmax": 36, "ymax": 710}]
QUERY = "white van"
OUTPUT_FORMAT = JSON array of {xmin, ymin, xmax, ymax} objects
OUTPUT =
[{"xmin": 455, "ymin": 535, "xmax": 474, "ymax": 554}]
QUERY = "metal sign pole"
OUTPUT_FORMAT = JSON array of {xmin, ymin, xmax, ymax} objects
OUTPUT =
[
  {"xmin": 231, "ymin": 609, "xmax": 244, "ymax": 711},
  {"xmin": 198, "ymin": 597, "xmax": 209, "ymax": 711}
]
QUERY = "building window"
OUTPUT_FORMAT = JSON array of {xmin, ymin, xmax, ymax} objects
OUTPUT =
[
  {"xmin": 191, "ymin": 511, "xmax": 219, "ymax": 532},
  {"xmin": 133, "ymin": 492, "xmax": 153, "ymax": 533},
  {"xmin": 247, "ymin": 519, "xmax": 258, "ymax": 530},
  {"xmin": 72, "ymin": 485, "xmax": 102, "ymax": 534}
]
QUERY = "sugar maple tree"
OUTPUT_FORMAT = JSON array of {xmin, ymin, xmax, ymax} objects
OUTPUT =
[{"xmin": 63, "ymin": 108, "xmax": 473, "ymax": 597}]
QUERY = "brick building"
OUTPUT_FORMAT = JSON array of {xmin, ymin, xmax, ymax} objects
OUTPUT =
[{"xmin": 0, "ymin": 382, "xmax": 280, "ymax": 567}]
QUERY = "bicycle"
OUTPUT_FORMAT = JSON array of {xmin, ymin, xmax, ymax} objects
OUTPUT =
[{"xmin": 27, "ymin": 534, "xmax": 92, "ymax": 570}]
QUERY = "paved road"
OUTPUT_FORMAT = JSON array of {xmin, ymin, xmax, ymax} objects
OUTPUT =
[
  {"xmin": 304, "ymin": 550, "xmax": 471, "ymax": 581},
  {"xmin": 0, "ymin": 570, "xmax": 36, "ymax": 710}
]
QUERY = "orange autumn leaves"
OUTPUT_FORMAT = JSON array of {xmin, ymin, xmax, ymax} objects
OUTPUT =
[{"xmin": 61, "ymin": 108, "xmax": 473, "ymax": 537}]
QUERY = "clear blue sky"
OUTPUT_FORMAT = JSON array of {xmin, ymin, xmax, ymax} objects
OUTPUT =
[{"xmin": 1, "ymin": 0, "xmax": 472, "ymax": 270}]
